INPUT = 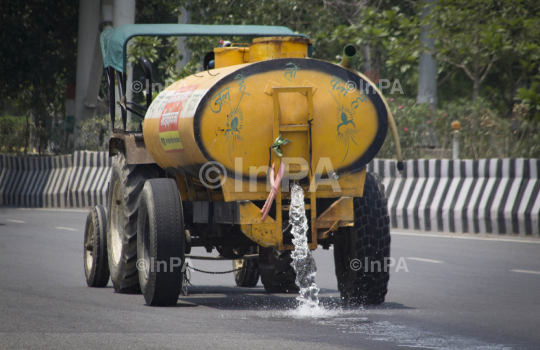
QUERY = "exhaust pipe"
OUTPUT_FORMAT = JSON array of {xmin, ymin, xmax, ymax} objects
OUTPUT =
[{"xmin": 340, "ymin": 44, "xmax": 357, "ymax": 69}]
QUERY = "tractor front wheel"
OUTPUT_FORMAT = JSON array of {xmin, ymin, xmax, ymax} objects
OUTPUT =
[
  {"xmin": 84, "ymin": 205, "xmax": 110, "ymax": 287},
  {"xmin": 107, "ymin": 152, "xmax": 157, "ymax": 293}
]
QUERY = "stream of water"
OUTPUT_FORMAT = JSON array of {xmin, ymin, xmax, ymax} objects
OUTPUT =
[{"xmin": 288, "ymin": 183, "xmax": 324, "ymax": 316}]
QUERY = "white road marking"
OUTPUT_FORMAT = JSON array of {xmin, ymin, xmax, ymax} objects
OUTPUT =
[
  {"xmin": 510, "ymin": 269, "xmax": 540, "ymax": 275},
  {"xmin": 55, "ymin": 226, "xmax": 79, "ymax": 231},
  {"xmin": 19, "ymin": 208, "xmax": 88, "ymax": 213},
  {"xmin": 6, "ymin": 219, "xmax": 25, "ymax": 223},
  {"xmin": 407, "ymin": 257, "xmax": 444, "ymax": 264},
  {"xmin": 392, "ymin": 229, "xmax": 540, "ymax": 244}
]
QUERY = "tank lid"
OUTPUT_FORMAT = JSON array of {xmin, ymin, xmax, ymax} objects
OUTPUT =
[{"xmin": 252, "ymin": 36, "xmax": 312, "ymax": 45}]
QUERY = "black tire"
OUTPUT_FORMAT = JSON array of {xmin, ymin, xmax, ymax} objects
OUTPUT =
[
  {"xmin": 137, "ymin": 179, "xmax": 185, "ymax": 306},
  {"xmin": 260, "ymin": 249, "xmax": 299, "ymax": 293},
  {"xmin": 333, "ymin": 172, "xmax": 391, "ymax": 305},
  {"xmin": 84, "ymin": 205, "xmax": 110, "ymax": 287},
  {"xmin": 232, "ymin": 247, "xmax": 260, "ymax": 287},
  {"xmin": 107, "ymin": 152, "xmax": 157, "ymax": 293}
]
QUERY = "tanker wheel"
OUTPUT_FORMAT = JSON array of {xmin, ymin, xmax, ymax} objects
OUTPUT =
[
  {"xmin": 137, "ymin": 179, "xmax": 185, "ymax": 306},
  {"xmin": 260, "ymin": 249, "xmax": 299, "ymax": 293},
  {"xmin": 84, "ymin": 205, "xmax": 110, "ymax": 287},
  {"xmin": 232, "ymin": 247, "xmax": 260, "ymax": 287},
  {"xmin": 333, "ymin": 172, "xmax": 391, "ymax": 305},
  {"xmin": 107, "ymin": 152, "xmax": 158, "ymax": 294}
]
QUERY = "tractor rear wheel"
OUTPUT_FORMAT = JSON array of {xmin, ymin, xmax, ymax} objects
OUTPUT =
[
  {"xmin": 84, "ymin": 205, "xmax": 110, "ymax": 287},
  {"xmin": 260, "ymin": 249, "xmax": 299, "ymax": 293},
  {"xmin": 137, "ymin": 179, "xmax": 185, "ymax": 306},
  {"xmin": 107, "ymin": 152, "xmax": 157, "ymax": 293},
  {"xmin": 232, "ymin": 247, "xmax": 260, "ymax": 287},
  {"xmin": 333, "ymin": 172, "xmax": 391, "ymax": 305}
]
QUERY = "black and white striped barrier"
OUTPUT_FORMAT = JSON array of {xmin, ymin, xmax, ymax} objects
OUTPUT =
[
  {"xmin": 69, "ymin": 152, "xmax": 111, "ymax": 208},
  {"xmin": 1, "ymin": 153, "xmax": 539, "ymax": 235},
  {"xmin": 0, "ymin": 151, "xmax": 111, "ymax": 208},
  {"xmin": 368, "ymin": 159, "xmax": 540, "ymax": 236}
]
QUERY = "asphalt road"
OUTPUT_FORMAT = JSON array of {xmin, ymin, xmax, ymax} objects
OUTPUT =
[{"xmin": 1, "ymin": 207, "xmax": 540, "ymax": 350}]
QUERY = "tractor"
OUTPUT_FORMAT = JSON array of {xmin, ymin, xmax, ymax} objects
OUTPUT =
[{"xmin": 83, "ymin": 24, "xmax": 403, "ymax": 306}]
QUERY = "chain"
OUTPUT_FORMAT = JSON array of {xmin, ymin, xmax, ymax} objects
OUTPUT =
[
  {"xmin": 181, "ymin": 264, "xmax": 242, "ymax": 296},
  {"xmin": 186, "ymin": 263, "xmax": 242, "ymax": 274}
]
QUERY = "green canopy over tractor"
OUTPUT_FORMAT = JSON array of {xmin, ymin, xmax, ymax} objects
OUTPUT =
[{"xmin": 100, "ymin": 23, "xmax": 309, "ymax": 73}]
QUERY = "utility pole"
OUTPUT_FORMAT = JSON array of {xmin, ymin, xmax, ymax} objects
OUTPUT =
[
  {"xmin": 176, "ymin": 7, "xmax": 192, "ymax": 72},
  {"xmin": 417, "ymin": 0, "xmax": 438, "ymax": 147},
  {"xmin": 73, "ymin": 0, "xmax": 114, "ymax": 149},
  {"xmin": 73, "ymin": 0, "xmax": 101, "ymax": 148},
  {"xmin": 114, "ymin": 0, "xmax": 136, "ymax": 129}
]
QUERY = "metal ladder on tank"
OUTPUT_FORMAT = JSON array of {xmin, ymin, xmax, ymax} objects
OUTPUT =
[{"xmin": 271, "ymin": 86, "xmax": 318, "ymax": 250}]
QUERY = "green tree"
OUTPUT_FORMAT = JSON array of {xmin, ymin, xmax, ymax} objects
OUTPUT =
[
  {"xmin": 425, "ymin": 0, "xmax": 540, "ymax": 103},
  {"xmin": 0, "ymin": 0, "xmax": 78, "ymax": 154}
]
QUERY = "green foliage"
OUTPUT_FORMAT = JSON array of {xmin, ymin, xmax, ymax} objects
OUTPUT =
[
  {"xmin": 182, "ymin": 0, "xmax": 348, "ymax": 63},
  {"xmin": 515, "ymin": 81, "xmax": 540, "ymax": 121},
  {"xmin": 130, "ymin": 0, "xmax": 421, "ymax": 100},
  {"xmin": 128, "ymin": 36, "xmax": 162, "ymax": 65},
  {"xmin": 358, "ymin": 7, "xmax": 420, "ymax": 95},
  {"xmin": 128, "ymin": 0, "xmax": 353, "ymax": 99},
  {"xmin": 77, "ymin": 113, "xmax": 144, "ymax": 152},
  {"xmin": 424, "ymin": 0, "xmax": 540, "ymax": 104},
  {"xmin": 135, "ymin": 0, "xmax": 180, "ymax": 24},
  {"xmin": 78, "ymin": 115, "xmax": 111, "ymax": 152},
  {"xmin": 0, "ymin": 116, "xmax": 27, "ymax": 154},
  {"xmin": 0, "ymin": 116, "xmax": 69, "ymax": 155},
  {"xmin": 0, "ymin": 1, "xmax": 78, "ymax": 132},
  {"xmin": 378, "ymin": 97, "xmax": 436, "ymax": 160},
  {"xmin": 121, "ymin": 1, "xmax": 422, "ymax": 102},
  {"xmin": 378, "ymin": 97, "xmax": 540, "ymax": 159},
  {"xmin": 4, "ymin": 0, "xmax": 540, "ymax": 158}
]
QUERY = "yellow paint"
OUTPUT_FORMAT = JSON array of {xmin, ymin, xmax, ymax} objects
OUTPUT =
[
  {"xmin": 249, "ymin": 37, "xmax": 311, "ymax": 62},
  {"xmin": 175, "ymin": 173, "xmax": 190, "ymax": 200},
  {"xmin": 240, "ymin": 224, "xmax": 281, "ymax": 247},
  {"xmin": 197, "ymin": 71, "xmax": 379, "ymax": 176},
  {"xmin": 214, "ymin": 47, "xmax": 250, "ymax": 68},
  {"xmin": 314, "ymin": 197, "xmax": 354, "ymax": 229},
  {"xmin": 238, "ymin": 201, "xmax": 275, "ymax": 224}
]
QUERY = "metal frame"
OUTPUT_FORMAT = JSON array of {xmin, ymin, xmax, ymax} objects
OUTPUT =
[
  {"xmin": 106, "ymin": 57, "xmax": 153, "ymax": 132},
  {"xmin": 272, "ymin": 86, "xmax": 317, "ymax": 250}
]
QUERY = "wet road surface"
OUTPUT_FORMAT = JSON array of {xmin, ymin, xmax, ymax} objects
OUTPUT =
[{"xmin": 1, "ymin": 207, "xmax": 539, "ymax": 349}]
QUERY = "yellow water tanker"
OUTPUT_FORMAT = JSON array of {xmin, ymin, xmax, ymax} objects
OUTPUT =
[
  {"xmin": 96, "ymin": 27, "xmax": 399, "ymax": 306},
  {"xmin": 143, "ymin": 38, "xmax": 390, "ymax": 198}
]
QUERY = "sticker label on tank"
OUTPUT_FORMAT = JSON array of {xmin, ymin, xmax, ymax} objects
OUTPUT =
[
  {"xmin": 145, "ymin": 90, "xmax": 174, "ymax": 119},
  {"xmin": 179, "ymin": 89, "xmax": 208, "ymax": 119},
  {"xmin": 158, "ymin": 85, "xmax": 199, "ymax": 152}
]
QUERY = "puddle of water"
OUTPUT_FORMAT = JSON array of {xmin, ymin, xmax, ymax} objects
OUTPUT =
[
  {"xmin": 258, "ymin": 309, "xmax": 513, "ymax": 350},
  {"xmin": 317, "ymin": 317, "xmax": 513, "ymax": 350}
]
